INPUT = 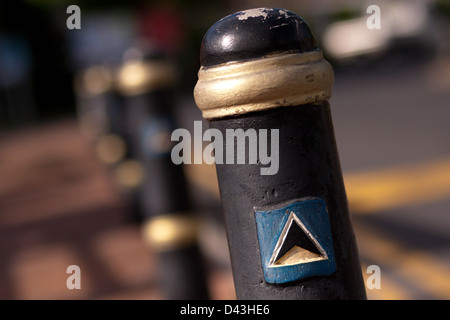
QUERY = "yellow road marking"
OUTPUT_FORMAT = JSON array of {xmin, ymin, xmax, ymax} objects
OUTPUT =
[
  {"xmin": 186, "ymin": 157, "xmax": 450, "ymax": 215},
  {"xmin": 345, "ymin": 157, "xmax": 450, "ymax": 214},
  {"xmin": 185, "ymin": 158, "xmax": 450, "ymax": 300},
  {"xmin": 355, "ymin": 223, "xmax": 450, "ymax": 299},
  {"xmin": 361, "ymin": 263, "xmax": 413, "ymax": 300}
]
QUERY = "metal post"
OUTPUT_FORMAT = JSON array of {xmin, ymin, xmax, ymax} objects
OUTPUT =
[
  {"xmin": 74, "ymin": 63, "xmax": 143, "ymax": 223},
  {"xmin": 194, "ymin": 8, "xmax": 366, "ymax": 299},
  {"xmin": 117, "ymin": 52, "xmax": 210, "ymax": 299}
]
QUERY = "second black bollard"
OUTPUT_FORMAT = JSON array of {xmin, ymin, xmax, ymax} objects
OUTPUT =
[
  {"xmin": 194, "ymin": 8, "xmax": 366, "ymax": 299},
  {"xmin": 117, "ymin": 51, "xmax": 210, "ymax": 300}
]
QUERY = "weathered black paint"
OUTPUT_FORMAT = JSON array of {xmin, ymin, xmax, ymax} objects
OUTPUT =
[
  {"xmin": 198, "ymin": 8, "xmax": 366, "ymax": 299},
  {"xmin": 200, "ymin": 8, "xmax": 318, "ymax": 67},
  {"xmin": 210, "ymin": 103, "xmax": 366, "ymax": 299}
]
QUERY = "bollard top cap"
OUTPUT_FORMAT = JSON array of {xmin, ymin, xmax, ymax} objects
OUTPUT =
[
  {"xmin": 194, "ymin": 8, "xmax": 333, "ymax": 119},
  {"xmin": 200, "ymin": 8, "xmax": 318, "ymax": 67}
]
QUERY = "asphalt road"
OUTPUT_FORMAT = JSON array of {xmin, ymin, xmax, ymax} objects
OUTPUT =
[{"xmin": 330, "ymin": 53, "xmax": 450, "ymax": 299}]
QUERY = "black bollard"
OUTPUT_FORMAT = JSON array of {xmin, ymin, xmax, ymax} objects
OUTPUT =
[
  {"xmin": 74, "ymin": 63, "xmax": 145, "ymax": 224},
  {"xmin": 116, "ymin": 52, "xmax": 210, "ymax": 299},
  {"xmin": 74, "ymin": 64, "xmax": 124, "ymax": 155},
  {"xmin": 194, "ymin": 8, "xmax": 366, "ymax": 299}
]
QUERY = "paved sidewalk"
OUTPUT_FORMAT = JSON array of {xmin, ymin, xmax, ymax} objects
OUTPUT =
[{"xmin": 0, "ymin": 120, "xmax": 234, "ymax": 300}]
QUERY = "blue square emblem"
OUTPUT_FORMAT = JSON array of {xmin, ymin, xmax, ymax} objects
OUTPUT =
[{"xmin": 254, "ymin": 198, "xmax": 336, "ymax": 283}]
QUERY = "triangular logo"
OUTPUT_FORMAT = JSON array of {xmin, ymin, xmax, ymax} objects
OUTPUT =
[
  {"xmin": 269, "ymin": 211, "xmax": 327, "ymax": 267},
  {"xmin": 254, "ymin": 198, "xmax": 336, "ymax": 283}
]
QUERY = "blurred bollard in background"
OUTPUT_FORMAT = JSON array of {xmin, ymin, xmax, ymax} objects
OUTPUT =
[
  {"xmin": 116, "ymin": 45, "xmax": 210, "ymax": 299},
  {"xmin": 74, "ymin": 64, "xmax": 144, "ymax": 223},
  {"xmin": 71, "ymin": 4, "xmax": 212, "ymax": 299}
]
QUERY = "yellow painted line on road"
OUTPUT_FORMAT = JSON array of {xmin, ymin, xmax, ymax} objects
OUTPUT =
[
  {"xmin": 345, "ymin": 157, "xmax": 450, "ymax": 214},
  {"xmin": 361, "ymin": 263, "xmax": 413, "ymax": 300},
  {"xmin": 186, "ymin": 157, "xmax": 450, "ymax": 215},
  {"xmin": 355, "ymin": 223, "xmax": 450, "ymax": 300},
  {"xmin": 185, "ymin": 158, "xmax": 450, "ymax": 300}
]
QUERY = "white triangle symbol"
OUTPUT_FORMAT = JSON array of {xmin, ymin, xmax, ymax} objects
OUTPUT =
[{"xmin": 269, "ymin": 211, "xmax": 328, "ymax": 267}]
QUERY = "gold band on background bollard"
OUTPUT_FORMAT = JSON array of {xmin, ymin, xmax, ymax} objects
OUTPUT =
[
  {"xmin": 116, "ymin": 60, "xmax": 178, "ymax": 96},
  {"xmin": 141, "ymin": 214, "xmax": 199, "ymax": 251},
  {"xmin": 96, "ymin": 134, "xmax": 127, "ymax": 164},
  {"xmin": 74, "ymin": 65, "xmax": 113, "ymax": 98},
  {"xmin": 194, "ymin": 50, "xmax": 334, "ymax": 119},
  {"xmin": 114, "ymin": 159, "xmax": 144, "ymax": 189}
]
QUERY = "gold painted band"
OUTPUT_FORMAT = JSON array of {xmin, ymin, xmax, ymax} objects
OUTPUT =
[
  {"xmin": 116, "ymin": 60, "xmax": 178, "ymax": 96},
  {"xmin": 141, "ymin": 214, "xmax": 199, "ymax": 251},
  {"xmin": 74, "ymin": 65, "xmax": 113, "ymax": 98},
  {"xmin": 96, "ymin": 134, "xmax": 127, "ymax": 164},
  {"xmin": 114, "ymin": 159, "xmax": 144, "ymax": 189},
  {"xmin": 194, "ymin": 50, "xmax": 334, "ymax": 119}
]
